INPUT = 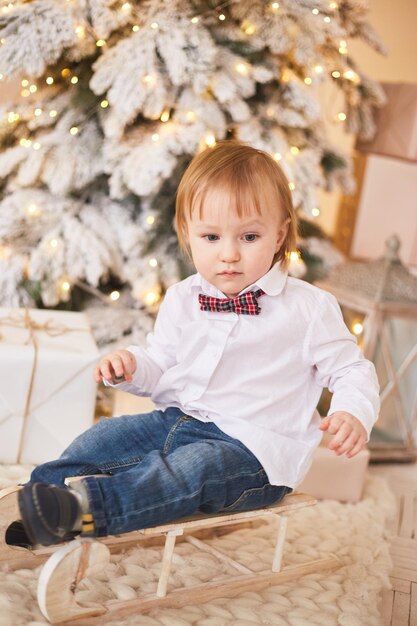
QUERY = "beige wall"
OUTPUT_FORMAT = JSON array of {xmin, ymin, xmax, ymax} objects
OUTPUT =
[{"xmin": 317, "ymin": 0, "xmax": 417, "ymax": 236}]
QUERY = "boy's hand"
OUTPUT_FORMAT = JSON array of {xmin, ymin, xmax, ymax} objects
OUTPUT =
[
  {"xmin": 94, "ymin": 350, "xmax": 137, "ymax": 384},
  {"xmin": 320, "ymin": 412, "xmax": 367, "ymax": 458}
]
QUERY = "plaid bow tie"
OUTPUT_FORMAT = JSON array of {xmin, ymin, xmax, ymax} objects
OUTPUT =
[{"xmin": 198, "ymin": 289, "xmax": 265, "ymax": 315}]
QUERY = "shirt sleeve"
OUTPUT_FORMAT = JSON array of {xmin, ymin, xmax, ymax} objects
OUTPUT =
[
  {"xmin": 105, "ymin": 285, "xmax": 180, "ymax": 397},
  {"xmin": 304, "ymin": 291, "xmax": 380, "ymax": 438}
]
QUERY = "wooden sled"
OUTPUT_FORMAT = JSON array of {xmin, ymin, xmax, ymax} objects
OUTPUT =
[{"xmin": 0, "ymin": 486, "xmax": 340, "ymax": 625}]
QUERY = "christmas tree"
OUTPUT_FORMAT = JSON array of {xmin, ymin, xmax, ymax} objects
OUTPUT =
[{"xmin": 0, "ymin": 0, "xmax": 386, "ymax": 346}]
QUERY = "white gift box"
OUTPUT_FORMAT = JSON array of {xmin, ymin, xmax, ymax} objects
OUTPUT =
[
  {"xmin": 351, "ymin": 154, "xmax": 417, "ymax": 268},
  {"xmin": 0, "ymin": 308, "xmax": 100, "ymax": 464}
]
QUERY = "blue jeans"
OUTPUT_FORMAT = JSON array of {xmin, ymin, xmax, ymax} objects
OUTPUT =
[{"xmin": 29, "ymin": 408, "xmax": 291, "ymax": 537}]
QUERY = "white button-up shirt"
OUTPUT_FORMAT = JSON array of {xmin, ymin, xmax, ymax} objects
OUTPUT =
[{"xmin": 114, "ymin": 264, "xmax": 380, "ymax": 488}]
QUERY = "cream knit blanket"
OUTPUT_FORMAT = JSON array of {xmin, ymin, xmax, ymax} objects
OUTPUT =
[{"xmin": 0, "ymin": 466, "xmax": 395, "ymax": 626}]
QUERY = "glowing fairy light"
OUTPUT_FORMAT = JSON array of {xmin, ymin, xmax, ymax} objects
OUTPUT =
[
  {"xmin": 236, "ymin": 63, "xmax": 248, "ymax": 74},
  {"xmin": 49, "ymin": 110, "xmax": 58, "ymax": 118},
  {"xmin": 312, "ymin": 207, "xmax": 320, "ymax": 217},
  {"xmin": 352, "ymin": 322, "xmax": 363, "ymax": 335},
  {"xmin": 149, "ymin": 258, "xmax": 158, "ymax": 268},
  {"xmin": 70, "ymin": 126, "xmax": 79, "ymax": 135},
  {"xmin": 109, "ymin": 290, "xmax": 120, "ymax": 301},
  {"xmin": 100, "ymin": 100, "xmax": 109, "ymax": 108},
  {"xmin": 191, "ymin": 17, "xmax": 199, "ymax": 23},
  {"xmin": 46, "ymin": 76, "xmax": 54, "ymax": 85},
  {"xmin": 205, "ymin": 134, "xmax": 216, "ymax": 147}
]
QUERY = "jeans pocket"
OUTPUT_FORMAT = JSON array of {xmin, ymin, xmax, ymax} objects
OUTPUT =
[{"xmin": 223, "ymin": 484, "xmax": 292, "ymax": 513}]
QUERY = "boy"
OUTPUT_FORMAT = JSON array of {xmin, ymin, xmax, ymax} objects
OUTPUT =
[{"xmin": 16, "ymin": 141, "xmax": 379, "ymax": 546}]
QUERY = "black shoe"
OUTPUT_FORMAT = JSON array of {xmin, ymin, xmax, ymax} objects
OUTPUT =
[
  {"xmin": 5, "ymin": 520, "xmax": 33, "ymax": 548},
  {"xmin": 18, "ymin": 483, "xmax": 81, "ymax": 547}
]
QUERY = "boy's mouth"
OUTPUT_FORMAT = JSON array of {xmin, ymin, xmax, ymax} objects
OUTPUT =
[{"xmin": 218, "ymin": 271, "xmax": 242, "ymax": 276}]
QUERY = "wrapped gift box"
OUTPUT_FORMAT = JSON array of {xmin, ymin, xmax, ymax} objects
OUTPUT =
[
  {"xmin": 298, "ymin": 435, "xmax": 370, "ymax": 503},
  {"xmin": 0, "ymin": 308, "xmax": 100, "ymax": 465},
  {"xmin": 350, "ymin": 154, "xmax": 417, "ymax": 267},
  {"xmin": 356, "ymin": 82, "xmax": 417, "ymax": 163}
]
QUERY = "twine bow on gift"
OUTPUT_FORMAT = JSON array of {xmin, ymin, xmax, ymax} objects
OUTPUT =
[{"xmin": 0, "ymin": 309, "xmax": 91, "ymax": 464}]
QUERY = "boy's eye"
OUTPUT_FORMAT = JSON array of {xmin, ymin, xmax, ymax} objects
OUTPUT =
[
  {"xmin": 204, "ymin": 234, "xmax": 219, "ymax": 242},
  {"xmin": 243, "ymin": 233, "xmax": 258, "ymax": 242}
]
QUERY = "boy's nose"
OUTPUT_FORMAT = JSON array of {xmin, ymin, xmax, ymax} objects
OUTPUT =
[{"xmin": 219, "ymin": 241, "xmax": 240, "ymax": 263}]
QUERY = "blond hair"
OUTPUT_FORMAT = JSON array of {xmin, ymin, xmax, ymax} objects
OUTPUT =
[{"xmin": 175, "ymin": 140, "xmax": 297, "ymax": 268}]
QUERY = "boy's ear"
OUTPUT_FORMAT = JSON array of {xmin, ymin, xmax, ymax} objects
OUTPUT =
[{"xmin": 275, "ymin": 218, "xmax": 290, "ymax": 252}]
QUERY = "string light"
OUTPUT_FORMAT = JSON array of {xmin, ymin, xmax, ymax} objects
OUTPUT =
[
  {"xmin": 70, "ymin": 126, "xmax": 79, "ymax": 135},
  {"xmin": 151, "ymin": 133, "xmax": 159, "ymax": 142},
  {"xmin": 332, "ymin": 70, "xmax": 341, "ymax": 78},
  {"xmin": 339, "ymin": 40, "xmax": 348, "ymax": 54},
  {"xmin": 288, "ymin": 182, "xmax": 296, "ymax": 191},
  {"xmin": 242, "ymin": 20, "xmax": 256, "ymax": 35},
  {"xmin": 132, "ymin": 25, "xmax": 140, "ymax": 31},
  {"xmin": 21, "ymin": 79, "xmax": 29, "ymax": 87},
  {"xmin": 314, "ymin": 65, "xmax": 323, "ymax": 74},
  {"xmin": 324, "ymin": 16, "xmax": 331, "ymax": 23},
  {"xmin": 273, "ymin": 153, "xmax": 282, "ymax": 161},
  {"xmin": 146, "ymin": 215, "xmax": 155, "ymax": 225},
  {"xmin": 186, "ymin": 111, "xmax": 196, "ymax": 122},
  {"xmin": 218, "ymin": 13, "xmax": 226, "ymax": 21},
  {"xmin": 142, "ymin": 74, "xmax": 155, "ymax": 85},
  {"xmin": 191, "ymin": 16, "xmax": 199, "ymax": 23},
  {"xmin": 271, "ymin": 2, "xmax": 280, "ymax": 10},
  {"xmin": 329, "ymin": 2, "xmax": 338, "ymax": 8},
  {"xmin": 49, "ymin": 110, "xmax": 58, "ymax": 118},
  {"xmin": 59, "ymin": 279, "xmax": 71, "ymax": 297},
  {"xmin": 7, "ymin": 112, "xmax": 19, "ymax": 123},
  {"xmin": 236, "ymin": 62, "xmax": 248, "ymax": 74},
  {"xmin": 75, "ymin": 25, "xmax": 85, "ymax": 38},
  {"xmin": 33, "ymin": 142, "xmax": 41, "ymax": 150},
  {"xmin": 21, "ymin": 89, "xmax": 30, "ymax": 97},
  {"xmin": 312, "ymin": 207, "xmax": 320, "ymax": 217},
  {"xmin": 46, "ymin": 76, "xmax": 54, "ymax": 85},
  {"xmin": 26, "ymin": 203, "xmax": 40, "ymax": 217},
  {"xmin": 29, "ymin": 84, "xmax": 37, "ymax": 93},
  {"xmin": 312, "ymin": 8, "xmax": 319, "ymax": 14},
  {"xmin": 49, "ymin": 238, "xmax": 58, "ymax": 249},
  {"xmin": 100, "ymin": 99, "xmax": 109, "ymax": 108},
  {"xmin": 343, "ymin": 69, "xmax": 360, "ymax": 83},
  {"xmin": 352, "ymin": 322, "xmax": 363, "ymax": 335},
  {"xmin": 337, "ymin": 112, "xmax": 346, "ymax": 121},
  {"xmin": 144, "ymin": 289, "xmax": 161, "ymax": 306},
  {"xmin": 109, "ymin": 290, "xmax": 120, "ymax": 301},
  {"xmin": 96, "ymin": 39, "xmax": 106, "ymax": 47},
  {"xmin": 205, "ymin": 134, "xmax": 216, "ymax": 147},
  {"xmin": 150, "ymin": 22, "xmax": 159, "ymax": 29},
  {"xmin": 304, "ymin": 77, "xmax": 312, "ymax": 85},
  {"xmin": 149, "ymin": 258, "xmax": 158, "ymax": 268},
  {"xmin": 0, "ymin": 74, "xmax": 3, "ymax": 81},
  {"xmin": 290, "ymin": 146, "xmax": 300, "ymax": 155},
  {"xmin": 70, "ymin": 76, "xmax": 79, "ymax": 84},
  {"xmin": 121, "ymin": 2, "xmax": 131, "ymax": 12},
  {"xmin": 160, "ymin": 110, "xmax": 170, "ymax": 122},
  {"xmin": 61, "ymin": 69, "xmax": 71, "ymax": 78}
]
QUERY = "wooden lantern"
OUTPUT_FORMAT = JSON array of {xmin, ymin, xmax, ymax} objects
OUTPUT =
[{"xmin": 317, "ymin": 235, "xmax": 417, "ymax": 461}]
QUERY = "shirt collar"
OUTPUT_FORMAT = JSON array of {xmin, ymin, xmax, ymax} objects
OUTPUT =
[{"xmin": 189, "ymin": 263, "xmax": 288, "ymax": 298}]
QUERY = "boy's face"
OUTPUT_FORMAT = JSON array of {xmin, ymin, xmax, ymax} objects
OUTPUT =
[{"xmin": 186, "ymin": 187, "xmax": 289, "ymax": 297}]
